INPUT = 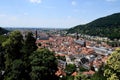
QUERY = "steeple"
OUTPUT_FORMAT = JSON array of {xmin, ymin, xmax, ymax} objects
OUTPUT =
[
  {"xmin": 35, "ymin": 30, "xmax": 37, "ymax": 39},
  {"xmin": 76, "ymin": 32, "xmax": 79, "ymax": 40}
]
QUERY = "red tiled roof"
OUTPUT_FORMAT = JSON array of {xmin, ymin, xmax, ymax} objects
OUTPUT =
[
  {"xmin": 81, "ymin": 48, "xmax": 94, "ymax": 55},
  {"xmin": 71, "ymin": 72, "xmax": 78, "ymax": 76},
  {"xmin": 102, "ymin": 56, "xmax": 108, "ymax": 63},
  {"xmin": 83, "ymin": 70, "xmax": 95, "ymax": 75},
  {"xmin": 55, "ymin": 68, "xmax": 66, "ymax": 76}
]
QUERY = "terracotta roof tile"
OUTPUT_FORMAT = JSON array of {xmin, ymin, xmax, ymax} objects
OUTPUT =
[
  {"xmin": 71, "ymin": 72, "xmax": 78, "ymax": 76},
  {"xmin": 83, "ymin": 70, "xmax": 95, "ymax": 75}
]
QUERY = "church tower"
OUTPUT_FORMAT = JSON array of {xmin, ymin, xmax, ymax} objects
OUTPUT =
[
  {"xmin": 35, "ymin": 30, "xmax": 38, "ymax": 39},
  {"xmin": 76, "ymin": 32, "xmax": 79, "ymax": 40}
]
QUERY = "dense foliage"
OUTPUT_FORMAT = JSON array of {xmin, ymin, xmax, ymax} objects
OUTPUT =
[
  {"xmin": 30, "ymin": 48, "xmax": 58, "ymax": 80},
  {"xmin": 90, "ymin": 66, "xmax": 106, "ymax": 80},
  {"xmin": 0, "ymin": 35, "xmax": 8, "ymax": 44},
  {"xmin": 68, "ymin": 13, "xmax": 120, "ymax": 40},
  {"xmin": 65, "ymin": 64, "xmax": 76, "ymax": 75},
  {"xmin": 104, "ymin": 48, "xmax": 120, "ymax": 80},
  {"xmin": 2, "ymin": 31, "xmax": 24, "ymax": 80},
  {"xmin": 74, "ymin": 72, "xmax": 88, "ymax": 80},
  {"xmin": 0, "ymin": 31, "xmax": 58, "ymax": 80}
]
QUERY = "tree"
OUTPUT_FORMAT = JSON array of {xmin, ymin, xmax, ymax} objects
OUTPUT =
[
  {"xmin": 0, "ymin": 35, "xmax": 8, "ymax": 44},
  {"xmin": 0, "ymin": 43, "xmax": 5, "ymax": 70},
  {"xmin": 21, "ymin": 32, "xmax": 37, "ymax": 80},
  {"xmin": 104, "ymin": 48, "xmax": 120, "ymax": 80},
  {"xmin": 90, "ymin": 66, "xmax": 106, "ymax": 80},
  {"xmin": 30, "ymin": 48, "xmax": 58, "ymax": 80},
  {"xmin": 56, "ymin": 56, "xmax": 66, "ymax": 61},
  {"xmin": 38, "ymin": 43, "xmax": 41, "ymax": 46},
  {"xmin": 2, "ymin": 31, "xmax": 24, "ymax": 80},
  {"xmin": 4, "ymin": 59, "xmax": 24, "ymax": 80},
  {"xmin": 22, "ymin": 32, "xmax": 37, "ymax": 56},
  {"xmin": 2, "ymin": 30, "xmax": 23, "ymax": 60},
  {"xmin": 0, "ymin": 35, "xmax": 8, "ymax": 72},
  {"xmin": 59, "ymin": 75, "xmax": 74, "ymax": 80},
  {"xmin": 0, "ymin": 43, "xmax": 5, "ymax": 80},
  {"xmin": 74, "ymin": 72, "xmax": 89, "ymax": 80},
  {"xmin": 79, "ymin": 66, "xmax": 87, "ymax": 72},
  {"xmin": 65, "ymin": 64, "xmax": 76, "ymax": 75}
]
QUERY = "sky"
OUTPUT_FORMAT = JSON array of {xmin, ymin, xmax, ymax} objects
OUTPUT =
[{"xmin": 0, "ymin": 0, "xmax": 120, "ymax": 28}]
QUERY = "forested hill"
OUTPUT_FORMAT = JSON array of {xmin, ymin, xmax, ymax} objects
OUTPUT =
[
  {"xmin": 0, "ymin": 27, "xmax": 8, "ymax": 35},
  {"xmin": 67, "ymin": 13, "xmax": 120, "ymax": 40}
]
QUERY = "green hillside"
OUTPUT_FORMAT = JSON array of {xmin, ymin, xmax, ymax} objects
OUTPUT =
[
  {"xmin": 68, "ymin": 13, "xmax": 120, "ymax": 40},
  {"xmin": 0, "ymin": 27, "xmax": 8, "ymax": 35},
  {"xmin": 0, "ymin": 27, "xmax": 9, "ymax": 44}
]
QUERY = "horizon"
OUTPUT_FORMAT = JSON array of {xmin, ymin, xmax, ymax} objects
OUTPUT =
[
  {"xmin": 4, "ymin": 26, "xmax": 68, "ymax": 29},
  {"xmin": 0, "ymin": 0, "xmax": 120, "ymax": 28}
]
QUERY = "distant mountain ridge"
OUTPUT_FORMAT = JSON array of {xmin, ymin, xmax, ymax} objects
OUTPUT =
[
  {"xmin": 68, "ymin": 13, "xmax": 120, "ymax": 40},
  {"xmin": 0, "ymin": 27, "xmax": 8, "ymax": 35}
]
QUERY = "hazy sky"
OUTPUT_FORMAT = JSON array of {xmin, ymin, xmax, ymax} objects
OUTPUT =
[{"xmin": 0, "ymin": 0, "xmax": 120, "ymax": 28}]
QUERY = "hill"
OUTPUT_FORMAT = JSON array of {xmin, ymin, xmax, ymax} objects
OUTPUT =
[
  {"xmin": 67, "ymin": 13, "xmax": 120, "ymax": 40},
  {"xmin": 0, "ymin": 27, "xmax": 8, "ymax": 35},
  {"xmin": 0, "ymin": 27, "xmax": 9, "ymax": 44}
]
